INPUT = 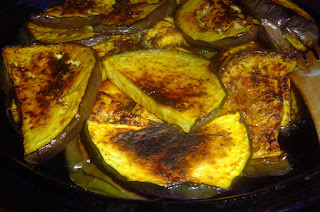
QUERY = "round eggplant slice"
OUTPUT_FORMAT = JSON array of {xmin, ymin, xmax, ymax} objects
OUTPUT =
[
  {"xmin": 31, "ymin": 0, "xmax": 177, "ymax": 35},
  {"xmin": 81, "ymin": 112, "xmax": 252, "ymax": 199},
  {"xmin": 175, "ymin": 0, "xmax": 259, "ymax": 50},
  {"xmin": 2, "ymin": 44, "xmax": 102, "ymax": 164},
  {"xmin": 239, "ymin": 0, "xmax": 319, "ymax": 53}
]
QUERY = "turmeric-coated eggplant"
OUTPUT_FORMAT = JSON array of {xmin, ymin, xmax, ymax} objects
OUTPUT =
[
  {"xmin": 1, "ymin": 43, "xmax": 102, "ymax": 164},
  {"xmin": 175, "ymin": 0, "xmax": 259, "ymax": 50}
]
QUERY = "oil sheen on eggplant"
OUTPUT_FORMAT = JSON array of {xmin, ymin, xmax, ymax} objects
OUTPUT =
[{"xmin": 65, "ymin": 136, "xmax": 146, "ymax": 199}]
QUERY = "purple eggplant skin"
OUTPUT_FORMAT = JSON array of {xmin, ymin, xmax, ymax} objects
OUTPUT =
[
  {"xmin": 30, "ymin": 14, "xmax": 104, "ymax": 30},
  {"xmin": 180, "ymin": 27, "xmax": 259, "ymax": 51},
  {"xmin": 21, "ymin": 51, "xmax": 103, "ymax": 164},
  {"xmin": 243, "ymin": 154, "xmax": 291, "ymax": 178},
  {"xmin": 240, "ymin": 0, "xmax": 319, "ymax": 53}
]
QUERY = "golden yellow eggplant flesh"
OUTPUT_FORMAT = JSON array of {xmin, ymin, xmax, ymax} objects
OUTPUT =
[
  {"xmin": 175, "ymin": 0, "xmax": 260, "ymax": 49},
  {"xmin": 83, "ymin": 111, "xmax": 251, "ymax": 198},
  {"xmin": 102, "ymin": 49, "xmax": 226, "ymax": 133},
  {"xmin": 1, "ymin": 43, "xmax": 102, "ymax": 163}
]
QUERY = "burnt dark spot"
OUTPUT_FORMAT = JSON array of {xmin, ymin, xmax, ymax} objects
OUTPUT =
[
  {"xmin": 58, "ymin": 0, "xmax": 96, "ymax": 15},
  {"xmin": 113, "ymin": 125, "xmax": 211, "ymax": 173},
  {"xmin": 48, "ymin": 54, "xmax": 71, "ymax": 78},
  {"xmin": 135, "ymin": 72, "xmax": 207, "ymax": 110},
  {"xmin": 35, "ymin": 96, "xmax": 51, "ymax": 108},
  {"xmin": 108, "ymin": 0, "xmax": 153, "ymax": 24},
  {"xmin": 25, "ymin": 110, "xmax": 38, "ymax": 118},
  {"xmin": 36, "ymin": 54, "xmax": 77, "ymax": 109}
]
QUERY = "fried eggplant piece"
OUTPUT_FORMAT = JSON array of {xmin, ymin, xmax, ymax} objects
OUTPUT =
[
  {"xmin": 82, "ymin": 112, "xmax": 251, "ymax": 199},
  {"xmin": 1, "ymin": 44, "xmax": 102, "ymax": 163},
  {"xmin": 175, "ymin": 0, "xmax": 259, "ymax": 50},
  {"xmin": 216, "ymin": 49, "xmax": 296, "ymax": 176},
  {"xmin": 19, "ymin": 22, "xmax": 109, "ymax": 46},
  {"xmin": 240, "ymin": 0, "xmax": 319, "ymax": 53},
  {"xmin": 102, "ymin": 49, "xmax": 226, "ymax": 133},
  {"xmin": 90, "ymin": 79, "xmax": 162, "ymax": 125},
  {"xmin": 92, "ymin": 17, "xmax": 187, "ymax": 58},
  {"xmin": 31, "ymin": 0, "xmax": 177, "ymax": 35},
  {"xmin": 141, "ymin": 17, "xmax": 188, "ymax": 49}
]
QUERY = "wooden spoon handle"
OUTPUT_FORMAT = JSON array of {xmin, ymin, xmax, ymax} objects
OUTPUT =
[{"xmin": 290, "ymin": 72, "xmax": 320, "ymax": 142}]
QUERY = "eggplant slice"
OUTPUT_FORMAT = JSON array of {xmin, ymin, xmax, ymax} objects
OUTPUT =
[
  {"xmin": 175, "ymin": 0, "xmax": 260, "ymax": 50},
  {"xmin": 82, "ymin": 111, "xmax": 251, "ymax": 199},
  {"xmin": 101, "ymin": 49, "xmax": 226, "ymax": 133},
  {"xmin": 1, "ymin": 44, "xmax": 102, "ymax": 164},
  {"xmin": 215, "ymin": 48, "xmax": 297, "ymax": 177},
  {"xmin": 31, "ymin": 0, "xmax": 177, "ymax": 35}
]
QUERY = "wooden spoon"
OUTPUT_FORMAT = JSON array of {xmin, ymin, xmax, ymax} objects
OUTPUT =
[{"xmin": 290, "ymin": 44, "xmax": 320, "ymax": 142}]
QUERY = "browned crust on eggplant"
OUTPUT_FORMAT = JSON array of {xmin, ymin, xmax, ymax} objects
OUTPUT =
[
  {"xmin": 93, "ymin": 0, "xmax": 177, "ymax": 34},
  {"xmin": 175, "ymin": 0, "xmax": 259, "ymax": 50},
  {"xmin": 23, "ymin": 50, "xmax": 102, "ymax": 164}
]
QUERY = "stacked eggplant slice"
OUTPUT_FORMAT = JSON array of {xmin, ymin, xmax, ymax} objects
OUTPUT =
[{"xmin": 1, "ymin": 0, "xmax": 319, "ymax": 199}]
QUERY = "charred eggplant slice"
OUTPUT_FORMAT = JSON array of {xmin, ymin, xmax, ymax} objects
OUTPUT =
[
  {"xmin": 215, "ymin": 48, "xmax": 297, "ymax": 176},
  {"xmin": 175, "ymin": 0, "xmax": 259, "ymax": 50},
  {"xmin": 82, "ymin": 112, "xmax": 252, "ymax": 199},
  {"xmin": 239, "ymin": 0, "xmax": 319, "ymax": 53},
  {"xmin": 102, "ymin": 49, "xmax": 226, "ymax": 133},
  {"xmin": 1, "ymin": 44, "xmax": 102, "ymax": 164},
  {"xmin": 31, "ymin": 0, "xmax": 177, "ymax": 35}
]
